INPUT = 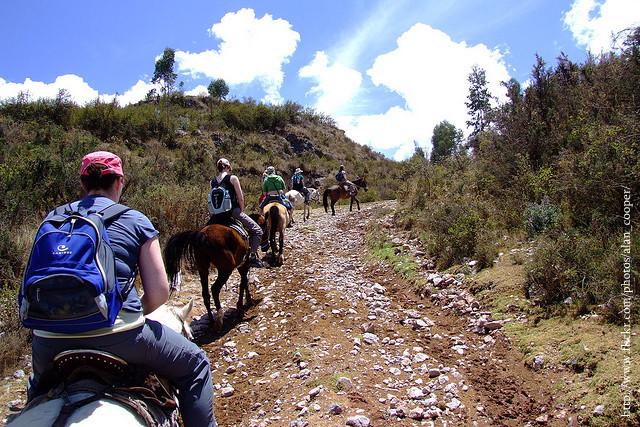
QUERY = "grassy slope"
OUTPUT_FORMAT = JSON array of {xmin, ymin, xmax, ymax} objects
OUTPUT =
[{"xmin": 474, "ymin": 251, "xmax": 640, "ymax": 426}]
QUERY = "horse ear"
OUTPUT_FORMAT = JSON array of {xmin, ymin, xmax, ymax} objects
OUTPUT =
[{"xmin": 178, "ymin": 299, "xmax": 194, "ymax": 321}]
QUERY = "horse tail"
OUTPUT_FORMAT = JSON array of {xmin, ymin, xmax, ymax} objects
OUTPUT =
[
  {"xmin": 269, "ymin": 205, "xmax": 280, "ymax": 240},
  {"xmin": 164, "ymin": 230, "xmax": 208, "ymax": 282},
  {"xmin": 323, "ymin": 189, "xmax": 329, "ymax": 212}
]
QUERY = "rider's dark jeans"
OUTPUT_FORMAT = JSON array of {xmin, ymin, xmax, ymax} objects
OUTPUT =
[
  {"xmin": 30, "ymin": 319, "xmax": 216, "ymax": 427},
  {"xmin": 294, "ymin": 186, "xmax": 310, "ymax": 203}
]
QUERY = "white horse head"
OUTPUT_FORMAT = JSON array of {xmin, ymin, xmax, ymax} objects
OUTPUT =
[
  {"xmin": 9, "ymin": 300, "xmax": 194, "ymax": 426},
  {"xmin": 146, "ymin": 299, "xmax": 194, "ymax": 340},
  {"xmin": 307, "ymin": 187, "xmax": 319, "ymax": 203}
]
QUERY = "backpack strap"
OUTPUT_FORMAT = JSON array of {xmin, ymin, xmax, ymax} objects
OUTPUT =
[
  {"xmin": 99, "ymin": 203, "xmax": 131, "ymax": 224},
  {"xmin": 52, "ymin": 203, "xmax": 74, "ymax": 216}
]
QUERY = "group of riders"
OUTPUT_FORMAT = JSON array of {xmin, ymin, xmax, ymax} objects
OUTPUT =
[
  {"xmin": 210, "ymin": 158, "xmax": 356, "ymax": 269},
  {"xmin": 17, "ymin": 151, "xmax": 358, "ymax": 427}
]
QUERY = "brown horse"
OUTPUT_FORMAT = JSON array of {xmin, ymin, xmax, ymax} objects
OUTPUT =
[
  {"xmin": 164, "ymin": 224, "xmax": 252, "ymax": 330},
  {"xmin": 255, "ymin": 202, "xmax": 287, "ymax": 266},
  {"xmin": 323, "ymin": 176, "xmax": 368, "ymax": 215}
]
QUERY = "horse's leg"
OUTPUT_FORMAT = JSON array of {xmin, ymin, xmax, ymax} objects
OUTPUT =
[
  {"xmin": 355, "ymin": 196, "xmax": 361, "ymax": 211},
  {"xmin": 270, "ymin": 228, "xmax": 278, "ymax": 261},
  {"xmin": 331, "ymin": 199, "xmax": 336, "ymax": 216},
  {"xmin": 237, "ymin": 263, "xmax": 251, "ymax": 313},
  {"xmin": 350, "ymin": 196, "xmax": 354, "ymax": 212},
  {"xmin": 278, "ymin": 229, "xmax": 285, "ymax": 265},
  {"xmin": 211, "ymin": 269, "xmax": 232, "ymax": 331},
  {"xmin": 197, "ymin": 266, "xmax": 213, "ymax": 322}
]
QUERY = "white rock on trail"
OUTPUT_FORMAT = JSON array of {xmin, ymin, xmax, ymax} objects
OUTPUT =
[
  {"xmin": 309, "ymin": 386, "xmax": 322, "ymax": 398},
  {"xmin": 346, "ymin": 415, "xmax": 370, "ymax": 427},
  {"xmin": 220, "ymin": 386, "xmax": 235, "ymax": 397},
  {"xmin": 407, "ymin": 387, "xmax": 425, "ymax": 399},
  {"xmin": 409, "ymin": 407, "xmax": 424, "ymax": 420},
  {"xmin": 328, "ymin": 403, "xmax": 343, "ymax": 415},
  {"xmin": 337, "ymin": 377, "xmax": 353, "ymax": 390},
  {"xmin": 363, "ymin": 333, "xmax": 379, "ymax": 345}
]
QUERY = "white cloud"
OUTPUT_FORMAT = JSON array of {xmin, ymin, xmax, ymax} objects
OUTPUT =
[
  {"xmin": 175, "ymin": 8, "xmax": 300, "ymax": 104},
  {"xmin": 337, "ymin": 24, "xmax": 511, "ymax": 160},
  {"xmin": 0, "ymin": 74, "xmax": 99, "ymax": 104},
  {"xmin": 185, "ymin": 84, "xmax": 209, "ymax": 96},
  {"xmin": 298, "ymin": 51, "xmax": 363, "ymax": 115},
  {"xmin": 564, "ymin": 0, "xmax": 640, "ymax": 52},
  {"xmin": 0, "ymin": 74, "xmax": 158, "ymax": 106},
  {"xmin": 105, "ymin": 80, "xmax": 158, "ymax": 105}
]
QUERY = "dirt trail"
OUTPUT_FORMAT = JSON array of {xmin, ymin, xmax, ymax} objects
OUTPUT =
[{"xmin": 180, "ymin": 201, "xmax": 561, "ymax": 427}]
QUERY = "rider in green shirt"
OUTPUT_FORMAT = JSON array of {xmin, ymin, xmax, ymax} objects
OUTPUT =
[{"xmin": 260, "ymin": 166, "xmax": 293, "ymax": 226}]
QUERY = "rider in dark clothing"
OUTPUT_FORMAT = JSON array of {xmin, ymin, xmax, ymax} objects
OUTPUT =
[
  {"xmin": 291, "ymin": 167, "xmax": 310, "ymax": 204},
  {"xmin": 210, "ymin": 158, "xmax": 264, "ymax": 268},
  {"xmin": 336, "ymin": 164, "xmax": 356, "ymax": 196}
]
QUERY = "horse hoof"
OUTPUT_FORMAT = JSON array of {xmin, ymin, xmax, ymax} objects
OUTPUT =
[{"xmin": 214, "ymin": 308, "xmax": 225, "ymax": 331}]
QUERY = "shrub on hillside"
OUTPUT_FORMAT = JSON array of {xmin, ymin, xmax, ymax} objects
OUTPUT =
[
  {"xmin": 0, "ymin": 90, "xmax": 75, "ymax": 129},
  {"xmin": 524, "ymin": 196, "xmax": 560, "ymax": 236},
  {"xmin": 524, "ymin": 231, "xmax": 633, "ymax": 312}
]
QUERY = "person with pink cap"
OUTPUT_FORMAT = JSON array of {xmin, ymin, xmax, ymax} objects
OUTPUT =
[{"xmin": 27, "ymin": 151, "xmax": 216, "ymax": 426}]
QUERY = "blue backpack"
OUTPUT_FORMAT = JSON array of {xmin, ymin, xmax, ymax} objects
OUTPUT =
[
  {"xmin": 292, "ymin": 174, "xmax": 303, "ymax": 187},
  {"xmin": 19, "ymin": 203, "xmax": 131, "ymax": 333}
]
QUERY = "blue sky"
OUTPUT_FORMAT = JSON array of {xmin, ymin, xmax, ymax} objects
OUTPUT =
[{"xmin": 1, "ymin": 0, "xmax": 638, "ymax": 159}]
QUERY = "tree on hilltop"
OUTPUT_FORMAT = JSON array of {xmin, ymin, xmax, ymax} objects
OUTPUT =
[
  {"xmin": 465, "ymin": 66, "xmax": 493, "ymax": 150},
  {"xmin": 208, "ymin": 79, "xmax": 230, "ymax": 101},
  {"xmin": 431, "ymin": 121, "xmax": 463, "ymax": 163},
  {"xmin": 152, "ymin": 48, "xmax": 177, "ymax": 95}
]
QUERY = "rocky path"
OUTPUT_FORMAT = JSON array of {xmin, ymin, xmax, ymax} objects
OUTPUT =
[{"xmin": 177, "ymin": 201, "xmax": 561, "ymax": 427}]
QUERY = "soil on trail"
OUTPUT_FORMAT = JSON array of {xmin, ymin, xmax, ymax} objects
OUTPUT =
[
  {"xmin": 0, "ymin": 201, "xmax": 562, "ymax": 426},
  {"xmin": 182, "ymin": 201, "xmax": 561, "ymax": 427}
]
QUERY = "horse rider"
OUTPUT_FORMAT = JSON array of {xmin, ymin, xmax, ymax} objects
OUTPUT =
[
  {"xmin": 291, "ymin": 167, "xmax": 310, "ymax": 204},
  {"xmin": 336, "ymin": 164, "xmax": 356, "ymax": 196},
  {"xmin": 211, "ymin": 158, "xmax": 265, "ymax": 268},
  {"xmin": 28, "ymin": 151, "xmax": 217, "ymax": 426},
  {"xmin": 260, "ymin": 165, "xmax": 293, "ymax": 227}
]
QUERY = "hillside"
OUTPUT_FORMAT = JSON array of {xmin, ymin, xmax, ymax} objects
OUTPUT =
[{"xmin": 0, "ymin": 95, "xmax": 402, "ymax": 374}]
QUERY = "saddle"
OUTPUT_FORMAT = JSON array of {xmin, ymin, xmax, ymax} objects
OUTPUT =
[
  {"xmin": 263, "ymin": 194, "xmax": 291, "ymax": 210},
  {"xmin": 206, "ymin": 215, "xmax": 249, "ymax": 240},
  {"xmin": 18, "ymin": 349, "xmax": 179, "ymax": 427}
]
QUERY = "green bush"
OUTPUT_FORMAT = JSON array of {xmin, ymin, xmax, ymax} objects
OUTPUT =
[
  {"xmin": 524, "ymin": 196, "xmax": 560, "ymax": 236},
  {"xmin": 0, "ymin": 90, "xmax": 75, "ymax": 129},
  {"xmin": 524, "ymin": 231, "xmax": 635, "ymax": 313}
]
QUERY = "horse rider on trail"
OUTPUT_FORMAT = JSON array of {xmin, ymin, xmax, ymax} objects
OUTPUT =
[
  {"xmin": 27, "ymin": 151, "xmax": 217, "ymax": 426},
  {"xmin": 210, "ymin": 158, "xmax": 264, "ymax": 268},
  {"xmin": 336, "ymin": 164, "xmax": 356, "ymax": 196},
  {"xmin": 291, "ymin": 167, "xmax": 310, "ymax": 204},
  {"xmin": 260, "ymin": 166, "xmax": 293, "ymax": 227}
]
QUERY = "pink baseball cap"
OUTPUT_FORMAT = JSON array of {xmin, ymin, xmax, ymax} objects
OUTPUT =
[{"xmin": 80, "ymin": 151, "xmax": 124, "ymax": 177}]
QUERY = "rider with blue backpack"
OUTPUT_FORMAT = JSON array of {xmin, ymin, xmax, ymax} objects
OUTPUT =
[
  {"xmin": 21, "ymin": 151, "xmax": 216, "ymax": 427},
  {"xmin": 291, "ymin": 167, "xmax": 310, "ymax": 204},
  {"xmin": 209, "ymin": 158, "xmax": 264, "ymax": 268}
]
